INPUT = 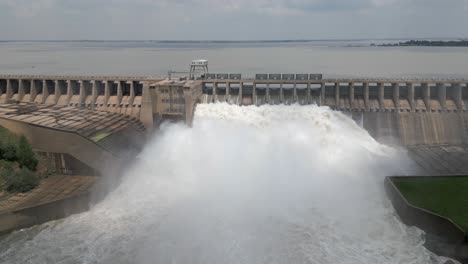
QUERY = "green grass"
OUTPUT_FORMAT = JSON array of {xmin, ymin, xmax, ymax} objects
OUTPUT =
[{"xmin": 393, "ymin": 176, "xmax": 468, "ymax": 231}]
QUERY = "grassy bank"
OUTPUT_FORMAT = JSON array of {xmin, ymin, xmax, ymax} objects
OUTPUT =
[{"xmin": 393, "ymin": 176, "xmax": 468, "ymax": 231}]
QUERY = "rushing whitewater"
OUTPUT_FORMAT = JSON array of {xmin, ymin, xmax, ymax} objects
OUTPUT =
[{"xmin": 0, "ymin": 104, "xmax": 447, "ymax": 263}]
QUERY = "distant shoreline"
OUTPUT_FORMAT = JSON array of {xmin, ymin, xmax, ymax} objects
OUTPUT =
[
  {"xmin": 1, "ymin": 39, "xmax": 467, "ymax": 48},
  {"xmin": 0, "ymin": 39, "xmax": 389, "ymax": 44},
  {"xmin": 375, "ymin": 40, "xmax": 468, "ymax": 47},
  {"xmin": 0, "ymin": 38, "xmax": 464, "ymax": 44}
]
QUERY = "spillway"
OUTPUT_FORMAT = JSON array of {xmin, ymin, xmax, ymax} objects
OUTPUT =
[{"xmin": 0, "ymin": 103, "xmax": 450, "ymax": 264}]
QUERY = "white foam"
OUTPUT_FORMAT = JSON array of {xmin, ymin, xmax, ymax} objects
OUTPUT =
[{"xmin": 0, "ymin": 103, "xmax": 448, "ymax": 264}]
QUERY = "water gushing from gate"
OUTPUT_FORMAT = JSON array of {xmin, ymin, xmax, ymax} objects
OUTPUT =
[{"xmin": 0, "ymin": 103, "xmax": 446, "ymax": 264}]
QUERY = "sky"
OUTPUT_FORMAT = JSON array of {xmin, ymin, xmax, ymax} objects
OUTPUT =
[{"xmin": 0, "ymin": 0, "xmax": 467, "ymax": 40}]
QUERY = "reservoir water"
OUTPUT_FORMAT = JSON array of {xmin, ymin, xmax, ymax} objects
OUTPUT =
[
  {"xmin": 0, "ymin": 41, "xmax": 466, "ymax": 263},
  {"xmin": 0, "ymin": 40, "xmax": 468, "ymax": 78}
]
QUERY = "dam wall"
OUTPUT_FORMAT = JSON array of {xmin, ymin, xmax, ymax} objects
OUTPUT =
[
  {"xmin": 1, "ymin": 74, "xmax": 467, "ymax": 148},
  {"xmin": 0, "ymin": 75, "xmax": 162, "ymax": 120},
  {"xmin": 200, "ymin": 76, "xmax": 468, "ymax": 147},
  {"xmin": 355, "ymin": 112, "xmax": 468, "ymax": 146},
  {"xmin": 201, "ymin": 77, "xmax": 468, "ymax": 112}
]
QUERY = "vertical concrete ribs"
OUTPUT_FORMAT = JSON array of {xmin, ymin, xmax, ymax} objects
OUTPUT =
[
  {"xmin": 201, "ymin": 78, "xmax": 468, "ymax": 112},
  {"xmin": 1, "ymin": 75, "xmax": 468, "ymax": 134},
  {"xmin": 0, "ymin": 75, "xmax": 161, "ymax": 123}
]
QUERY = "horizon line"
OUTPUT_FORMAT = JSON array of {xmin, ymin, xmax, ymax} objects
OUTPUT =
[{"xmin": 0, "ymin": 37, "xmax": 466, "ymax": 43}]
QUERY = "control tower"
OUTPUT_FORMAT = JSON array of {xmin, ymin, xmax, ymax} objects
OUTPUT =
[{"xmin": 189, "ymin": 59, "xmax": 209, "ymax": 79}]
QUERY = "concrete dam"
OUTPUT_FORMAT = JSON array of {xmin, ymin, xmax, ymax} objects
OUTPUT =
[
  {"xmin": 1, "ymin": 73, "xmax": 468, "ymax": 148},
  {"xmin": 1, "ymin": 72, "xmax": 468, "ymax": 263},
  {"xmin": 0, "ymin": 71, "xmax": 466, "ymax": 179}
]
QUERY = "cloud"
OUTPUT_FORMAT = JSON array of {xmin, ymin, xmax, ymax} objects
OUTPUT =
[{"xmin": 0, "ymin": 0, "xmax": 467, "ymax": 39}]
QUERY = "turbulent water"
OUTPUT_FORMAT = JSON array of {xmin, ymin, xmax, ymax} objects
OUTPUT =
[{"xmin": 0, "ymin": 104, "xmax": 449, "ymax": 263}]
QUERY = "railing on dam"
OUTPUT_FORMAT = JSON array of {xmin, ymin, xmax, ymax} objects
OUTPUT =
[{"xmin": 200, "ymin": 76, "xmax": 468, "ymax": 112}]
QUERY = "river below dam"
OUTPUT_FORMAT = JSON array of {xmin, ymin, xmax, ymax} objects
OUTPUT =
[{"xmin": 0, "ymin": 103, "xmax": 452, "ymax": 263}]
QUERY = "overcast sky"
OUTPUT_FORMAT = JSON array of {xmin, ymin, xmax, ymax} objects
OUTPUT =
[{"xmin": 0, "ymin": 0, "xmax": 467, "ymax": 40}]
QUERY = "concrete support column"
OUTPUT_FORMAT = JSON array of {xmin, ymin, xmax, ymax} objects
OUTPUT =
[
  {"xmin": 334, "ymin": 83, "xmax": 339, "ymax": 108},
  {"xmin": 6, "ymin": 79, "xmax": 13, "ymax": 100},
  {"xmin": 349, "ymin": 82, "xmax": 354, "ymax": 106},
  {"xmin": 92, "ymin": 81, "xmax": 98, "ymax": 100},
  {"xmin": 129, "ymin": 81, "xmax": 135, "ymax": 106},
  {"xmin": 422, "ymin": 83, "xmax": 430, "ymax": 111},
  {"xmin": 407, "ymin": 83, "xmax": 415, "ymax": 112},
  {"xmin": 306, "ymin": 83, "xmax": 311, "ymax": 104},
  {"xmin": 140, "ymin": 82, "xmax": 154, "ymax": 134},
  {"xmin": 451, "ymin": 83, "xmax": 462, "ymax": 110},
  {"xmin": 252, "ymin": 82, "xmax": 256, "ymax": 104},
  {"xmin": 320, "ymin": 83, "xmax": 325, "ymax": 106},
  {"xmin": 54, "ymin": 80, "xmax": 60, "ymax": 97},
  {"xmin": 213, "ymin": 82, "xmax": 217, "ymax": 96},
  {"xmin": 130, "ymin": 81, "xmax": 136, "ymax": 98},
  {"xmin": 104, "ymin": 81, "xmax": 110, "ymax": 105},
  {"xmin": 226, "ymin": 82, "xmax": 230, "ymax": 98},
  {"xmin": 392, "ymin": 83, "xmax": 399, "ymax": 111},
  {"xmin": 31, "ymin": 80, "xmax": 38, "ymax": 102},
  {"xmin": 89, "ymin": 81, "xmax": 96, "ymax": 109},
  {"xmin": 51, "ymin": 80, "xmax": 60, "ymax": 105},
  {"xmin": 19, "ymin": 80, "xmax": 32, "ymax": 102},
  {"xmin": 363, "ymin": 82, "xmax": 369, "ymax": 110},
  {"xmin": 280, "ymin": 83, "xmax": 284, "ymax": 103},
  {"xmin": 18, "ymin": 80, "xmax": 25, "ymax": 101},
  {"xmin": 52, "ymin": 80, "xmax": 60, "ymax": 104},
  {"xmin": 78, "ymin": 81, "xmax": 85, "ymax": 106},
  {"xmin": 184, "ymin": 88, "xmax": 196, "ymax": 127},
  {"xmin": 117, "ymin": 81, "xmax": 123, "ymax": 104},
  {"xmin": 42, "ymin": 80, "xmax": 48, "ymax": 104},
  {"xmin": 239, "ymin": 82, "xmax": 243, "ymax": 106},
  {"xmin": 378, "ymin": 83, "xmax": 384, "ymax": 110},
  {"xmin": 66, "ymin": 80, "xmax": 72, "ymax": 103},
  {"xmin": 293, "ymin": 82, "xmax": 297, "ymax": 103},
  {"xmin": 437, "ymin": 83, "xmax": 446, "ymax": 111},
  {"xmin": 266, "ymin": 83, "xmax": 270, "ymax": 103},
  {"xmin": 27, "ymin": 80, "xmax": 33, "ymax": 101}
]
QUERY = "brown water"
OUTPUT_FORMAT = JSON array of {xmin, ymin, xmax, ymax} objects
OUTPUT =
[{"xmin": 0, "ymin": 41, "xmax": 467, "ymax": 78}]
